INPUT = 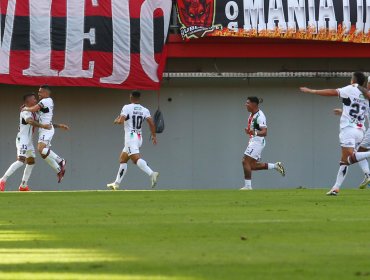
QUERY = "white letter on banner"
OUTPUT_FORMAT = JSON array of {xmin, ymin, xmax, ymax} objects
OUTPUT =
[
  {"xmin": 363, "ymin": 0, "xmax": 370, "ymax": 33},
  {"xmin": 59, "ymin": 0, "xmax": 95, "ymax": 78},
  {"xmin": 0, "ymin": 0, "xmax": 16, "ymax": 74},
  {"xmin": 100, "ymin": 0, "xmax": 130, "ymax": 84},
  {"xmin": 307, "ymin": 0, "xmax": 318, "ymax": 33},
  {"xmin": 140, "ymin": 0, "xmax": 171, "ymax": 83},
  {"xmin": 355, "ymin": 0, "xmax": 364, "ymax": 32},
  {"xmin": 342, "ymin": 0, "xmax": 351, "ymax": 33},
  {"xmin": 226, "ymin": 1, "xmax": 239, "ymax": 21},
  {"xmin": 318, "ymin": 0, "xmax": 337, "ymax": 30},
  {"xmin": 23, "ymin": 0, "xmax": 57, "ymax": 77},
  {"xmin": 287, "ymin": 0, "xmax": 306, "ymax": 31},
  {"xmin": 243, "ymin": 0, "xmax": 266, "ymax": 31},
  {"xmin": 267, "ymin": 0, "xmax": 287, "ymax": 31}
]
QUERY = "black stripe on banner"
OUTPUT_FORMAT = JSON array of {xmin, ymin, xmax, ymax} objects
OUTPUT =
[{"xmin": 0, "ymin": 15, "xmax": 165, "ymax": 54}]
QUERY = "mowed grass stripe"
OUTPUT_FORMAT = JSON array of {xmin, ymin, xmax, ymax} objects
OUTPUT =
[{"xmin": 0, "ymin": 189, "xmax": 370, "ymax": 280}]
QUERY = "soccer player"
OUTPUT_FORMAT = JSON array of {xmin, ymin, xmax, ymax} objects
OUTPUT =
[
  {"xmin": 22, "ymin": 85, "xmax": 69, "ymax": 183},
  {"xmin": 241, "ymin": 97, "xmax": 285, "ymax": 190},
  {"xmin": 107, "ymin": 91, "xmax": 159, "ymax": 190},
  {"xmin": 0, "ymin": 93, "xmax": 51, "ymax": 192},
  {"xmin": 300, "ymin": 72, "xmax": 369, "ymax": 195}
]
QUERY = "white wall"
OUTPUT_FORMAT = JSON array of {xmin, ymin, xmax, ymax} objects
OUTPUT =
[{"xmin": 0, "ymin": 77, "xmax": 366, "ymax": 190}]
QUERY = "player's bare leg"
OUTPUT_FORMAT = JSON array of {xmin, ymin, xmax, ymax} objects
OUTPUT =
[
  {"xmin": 19, "ymin": 157, "xmax": 35, "ymax": 191},
  {"xmin": 0, "ymin": 156, "xmax": 26, "ymax": 192},
  {"xmin": 328, "ymin": 147, "xmax": 354, "ymax": 196},
  {"xmin": 107, "ymin": 152, "xmax": 129, "ymax": 190},
  {"xmin": 130, "ymin": 154, "xmax": 159, "ymax": 188},
  {"xmin": 250, "ymin": 161, "xmax": 286, "ymax": 176},
  {"xmin": 38, "ymin": 142, "xmax": 65, "ymax": 183},
  {"xmin": 356, "ymin": 146, "xmax": 370, "ymax": 189},
  {"xmin": 241, "ymin": 156, "xmax": 253, "ymax": 190}
]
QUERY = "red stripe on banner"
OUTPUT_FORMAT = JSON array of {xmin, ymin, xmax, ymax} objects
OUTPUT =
[
  {"xmin": 129, "ymin": 0, "xmax": 145, "ymax": 18},
  {"xmin": 85, "ymin": 0, "xmax": 112, "ymax": 17},
  {"xmin": 14, "ymin": 0, "xmax": 29, "ymax": 17},
  {"xmin": 51, "ymin": 0, "xmax": 66, "ymax": 17},
  {"xmin": 0, "ymin": 51, "xmax": 165, "ymax": 90}
]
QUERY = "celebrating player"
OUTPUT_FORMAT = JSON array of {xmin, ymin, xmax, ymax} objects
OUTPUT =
[
  {"xmin": 22, "ymin": 85, "xmax": 69, "ymax": 183},
  {"xmin": 241, "ymin": 97, "xmax": 285, "ymax": 190},
  {"xmin": 0, "ymin": 93, "xmax": 51, "ymax": 191},
  {"xmin": 300, "ymin": 72, "xmax": 368, "ymax": 195},
  {"xmin": 107, "ymin": 91, "xmax": 159, "ymax": 190}
]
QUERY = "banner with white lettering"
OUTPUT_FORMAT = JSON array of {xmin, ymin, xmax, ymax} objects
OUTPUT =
[
  {"xmin": 176, "ymin": 0, "xmax": 370, "ymax": 43},
  {"xmin": 0, "ymin": 0, "xmax": 172, "ymax": 90}
]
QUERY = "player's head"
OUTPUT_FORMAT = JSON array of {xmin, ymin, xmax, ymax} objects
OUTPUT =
[
  {"xmin": 351, "ymin": 72, "xmax": 366, "ymax": 87},
  {"xmin": 246, "ymin": 96, "xmax": 262, "ymax": 113},
  {"xmin": 23, "ymin": 93, "xmax": 38, "ymax": 107},
  {"xmin": 38, "ymin": 84, "xmax": 51, "ymax": 99},
  {"xmin": 130, "ymin": 91, "xmax": 141, "ymax": 103}
]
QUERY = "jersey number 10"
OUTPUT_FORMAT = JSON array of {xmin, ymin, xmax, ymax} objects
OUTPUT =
[{"xmin": 132, "ymin": 116, "xmax": 143, "ymax": 130}]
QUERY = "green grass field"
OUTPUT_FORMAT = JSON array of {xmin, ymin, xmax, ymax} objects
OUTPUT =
[{"xmin": 0, "ymin": 189, "xmax": 370, "ymax": 280}]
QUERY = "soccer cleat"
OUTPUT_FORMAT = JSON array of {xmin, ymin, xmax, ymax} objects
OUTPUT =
[
  {"xmin": 19, "ymin": 185, "xmax": 30, "ymax": 192},
  {"xmin": 151, "ymin": 172, "xmax": 159, "ymax": 188},
  {"xmin": 358, "ymin": 175, "xmax": 370, "ymax": 189},
  {"xmin": 107, "ymin": 182, "xmax": 119, "ymax": 191},
  {"xmin": 240, "ymin": 186, "xmax": 253, "ymax": 190},
  {"xmin": 326, "ymin": 188, "xmax": 339, "ymax": 196},
  {"xmin": 0, "ymin": 180, "xmax": 5, "ymax": 192},
  {"xmin": 275, "ymin": 162, "xmax": 286, "ymax": 177}
]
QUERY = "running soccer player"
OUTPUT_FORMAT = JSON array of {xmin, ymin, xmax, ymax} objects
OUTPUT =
[
  {"xmin": 300, "ymin": 72, "xmax": 369, "ymax": 195},
  {"xmin": 22, "ymin": 85, "xmax": 69, "ymax": 183},
  {"xmin": 241, "ymin": 97, "xmax": 285, "ymax": 190},
  {"xmin": 107, "ymin": 91, "xmax": 159, "ymax": 190},
  {"xmin": 0, "ymin": 93, "xmax": 51, "ymax": 192}
]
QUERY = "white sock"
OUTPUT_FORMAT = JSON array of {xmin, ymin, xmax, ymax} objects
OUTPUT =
[
  {"xmin": 21, "ymin": 164, "xmax": 34, "ymax": 186},
  {"xmin": 48, "ymin": 150, "xmax": 63, "ymax": 164},
  {"xmin": 333, "ymin": 164, "xmax": 349, "ymax": 190},
  {"xmin": 43, "ymin": 156, "xmax": 61, "ymax": 173},
  {"xmin": 136, "ymin": 159, "xmax": 154, "ymax": 176},
  {"xmin": 115, "ymin": 163, "xmax": 128, "ymax": 185},
  {"xmin": 268, "ymin": 163, "xmax": 275, "ymax": 170},
  {"xmin": 244, "ymin": 180, "xmax": 252, "ymax": 188},
  {"xmin": 1, "ymin": 161, "xmax": 24, "ymax": 181},
  {"xmin": 352, "ymin": 152, "xmax": 370, "ymax": 163},
  {"xmin": 358, "ymin": 160, "xmax": 370, "ymax": 176}
]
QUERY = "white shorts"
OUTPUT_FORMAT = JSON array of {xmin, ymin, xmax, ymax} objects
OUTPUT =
[
  {"xmin": 339, "ymin": 127, "xmax": 364, "ymax": 148},
  {"xmin": 244, "ymin": 138, "xmax": 266, "ymax": 161},
  {"xmin": 123, "ymin": 133, "xmax": 143, "ymax": 156},
  {"xmin": 360, "ymin": 128, "xmax": 370, "ymax": 150},
  {"xmin": 38, "ymin": 127, "xmax": 54, "ymax": 147},
  {"xmin": 16, "ymin": 137, "xmax": 35, "ymax": 158}
]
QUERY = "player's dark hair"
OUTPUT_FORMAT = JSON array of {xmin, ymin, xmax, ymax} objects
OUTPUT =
[
  {"xmin": 23, "ymin": 93, "xmax": 36, "ymax": 101},
  {"xmin": 247, "ymin": 96, "xmax": 263, "ymax": 105},
  {"xmin": 352, "ymin": 72, "xmax": 366, "ymax": 87},
  {"xmin": 131, "ymin": 91, "xmax": 141, "ymax": 99},
  {"xmin": 40, "ymin": 84, "xmax": 52, "ymax": 93}
]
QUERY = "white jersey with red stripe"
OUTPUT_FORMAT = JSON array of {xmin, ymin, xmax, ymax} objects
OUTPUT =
[
  {"xmin": 337, "ymin": 84, "xmax": 368, "ymax": 131},
  {"xmin": 247, "ymin": 110, "xmax": 267, "ymax": 142},
  {"xmin": 120, "ymin": 103, "xmax": 151, "ymax": 140}
]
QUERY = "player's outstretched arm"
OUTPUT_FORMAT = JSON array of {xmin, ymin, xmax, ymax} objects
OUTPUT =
[
  {"xmin": 22, "ymin": 104, "xmax": 41, "ymax": 112},
  {"xmin": 300, "ymin": 87, "xmax": 338, "ymax": 96},
  {"xmin": 53, "ymin": 123, "xmax": 70, "ymax": 131},
  {"xmin": 114, "ymin": 115, "xmax": 124, "ymax": 124},
  {"xmin": 146, "ymin": 117, "xmax": 157, "ymax": 145},
  {"xmin": 26, "ymin": 118, "xmax": 52, "ymax": 130}
]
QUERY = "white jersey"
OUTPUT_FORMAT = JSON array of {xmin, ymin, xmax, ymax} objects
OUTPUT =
[
  {"xmin": 337, "ymin": 84, "xmax": 368, "ymax": 131},
  {"xmin": 17, "ymin": 111, "xmax": 35, "ymax": 143},
  {"xmin": 38, "ymin": 97, "xmax": 54, "ymax": 125},
  {"xmin": 247, "ymin": 110, "xmax": 267, "ymax": 141},
  {"xmin": 120, "ymin": 103, "xmax": 151, "ymax": 138}
]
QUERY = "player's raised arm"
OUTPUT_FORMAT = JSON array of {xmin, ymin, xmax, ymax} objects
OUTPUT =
[
  {"xmin": 22, "ymin": 103, "xmax": 41, "ymax": 112},
  {"xmin": 358, "ymin": 86, "xmax": 370, "ymax": 99},
  {"xmin": 146, "ymin": 117, "xmax": 157, "ymax": 145},
  {"xmin": 25, "ymin": 117, "xmax": 52, "ymax": 130},
  {"xmin": 114, "ymin": 115, "xmax": 125, "ymax": 124},
  {"xmin": 53, "ymin": 123, "xmax": 70, "ymax": 131},
  {"xmin": 300, "ymin": 87, "xmax": 338, "ymax": 96}
]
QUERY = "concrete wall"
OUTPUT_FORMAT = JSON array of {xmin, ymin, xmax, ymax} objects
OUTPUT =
[{"xmin": 0, "ymin": 76, "xmax": 367, "ymax": 191}]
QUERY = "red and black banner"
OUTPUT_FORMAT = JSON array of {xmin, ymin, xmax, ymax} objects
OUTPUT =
[
  {"xmin": 176, "ymin": 0, "xmax": 370, "ymax": 43},
  {"xmin": 0, "ymin": 0, "xmax": 172, "ymax": 90}
]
